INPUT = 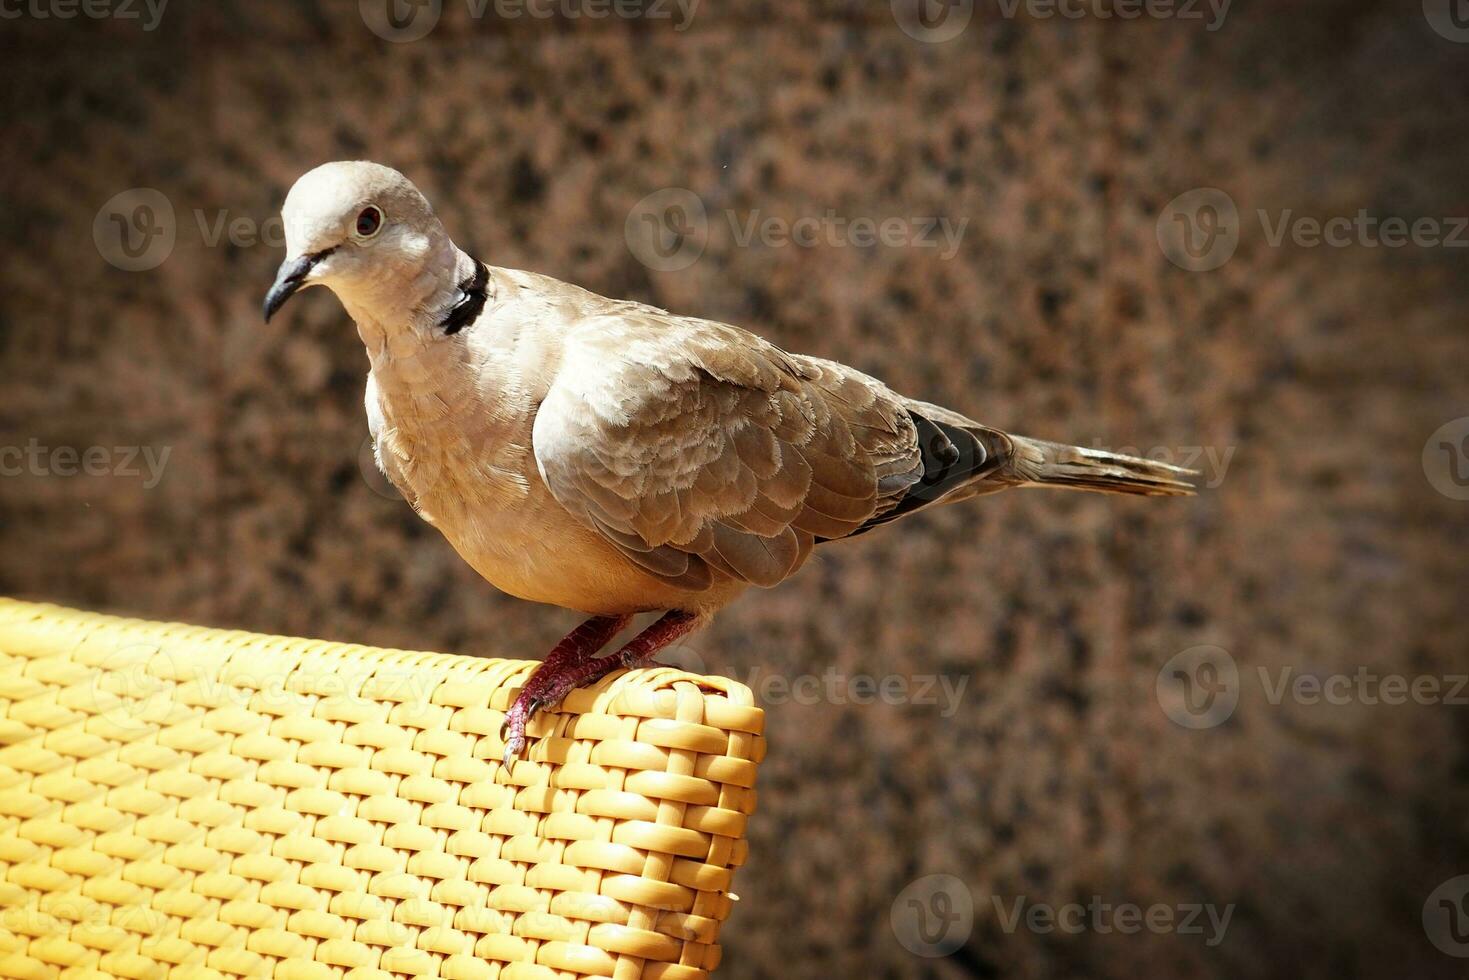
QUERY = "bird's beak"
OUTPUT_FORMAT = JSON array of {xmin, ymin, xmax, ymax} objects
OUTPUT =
[{"xmin": 262, "ymin": 248, "xmax": 333, "ymax": 323}]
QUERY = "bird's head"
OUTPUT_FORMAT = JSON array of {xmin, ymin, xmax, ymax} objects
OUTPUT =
[{"xmin": 263, "ymin": 161, "xmax": 451, "ymax": 325}]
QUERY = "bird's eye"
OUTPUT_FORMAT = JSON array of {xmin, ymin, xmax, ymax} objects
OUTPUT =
[{"xmin": 355, "ymin": 205, "xmax": 383, "ymax": 238}]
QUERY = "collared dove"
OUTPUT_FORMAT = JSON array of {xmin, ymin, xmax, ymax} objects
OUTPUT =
[{"xmin": 264, "ymin": 161, "xmax": 1196, "ymax": 764}]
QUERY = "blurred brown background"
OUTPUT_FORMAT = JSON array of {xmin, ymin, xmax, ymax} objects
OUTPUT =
[{"xmin": 3, "ymin": 1, "xmax": 1469, "ymax": 977}]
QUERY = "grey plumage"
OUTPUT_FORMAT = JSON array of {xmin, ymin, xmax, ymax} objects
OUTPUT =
[{"xmin": 266, "ymin": 160, "xmax": 1196, "ymax": 624}]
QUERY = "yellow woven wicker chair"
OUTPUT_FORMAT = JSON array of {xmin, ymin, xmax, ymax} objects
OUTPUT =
[{"xmin": 0, "ymin": 599, "xmax": 764, "ymax": 980}]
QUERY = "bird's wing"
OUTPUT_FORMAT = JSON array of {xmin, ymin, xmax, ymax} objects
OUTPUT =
[{"xmin": 533, "ymin": 309, "xmax": 948, "ymax": 590}]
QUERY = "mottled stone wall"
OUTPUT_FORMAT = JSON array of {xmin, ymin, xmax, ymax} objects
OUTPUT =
[{"xmin": 3, "ymin": 2, "xmax": 1468, "ymax": 977}]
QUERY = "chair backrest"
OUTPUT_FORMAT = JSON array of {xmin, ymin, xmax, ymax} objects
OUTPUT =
[{"xmin": 0, "ymin": 598, "xmax": 765, "ymax": 980}]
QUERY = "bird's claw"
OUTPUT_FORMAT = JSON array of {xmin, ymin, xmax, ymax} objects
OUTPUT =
[
  {"xmin": 501, "ymin": 732, "xmax": 525, "ymax": 769},
  {"xmin": 499, "ymin": 691, "xmax": 542, "ymax": 768}
]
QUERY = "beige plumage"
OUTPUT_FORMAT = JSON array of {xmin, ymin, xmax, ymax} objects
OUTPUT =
[{"xmin": 264, "ymin": 161, "xmax": 1195, "ymax": 764}]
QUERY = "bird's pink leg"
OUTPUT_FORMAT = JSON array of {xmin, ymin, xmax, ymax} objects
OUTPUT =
[
  {"xmin": 500, "ymin": 610, "xmax": 704, "ymax": 767},
  {"xmin": 539, "ymin": 609, "xmax": 705, "ymax": 699},
  {"xmin": 501, "ymin": 613, "xmax": 630, "ymax": 765}
]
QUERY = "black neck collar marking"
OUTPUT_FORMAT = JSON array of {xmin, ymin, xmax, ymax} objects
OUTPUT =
[{"xmin": 441, "ymin": 261, "xmax": 490, "ymax": 335}]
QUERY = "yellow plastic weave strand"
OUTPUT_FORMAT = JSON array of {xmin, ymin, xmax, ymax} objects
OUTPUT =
[{"xmin": 0, "ymin": 598, "xmax": 764, "ymax": 980}]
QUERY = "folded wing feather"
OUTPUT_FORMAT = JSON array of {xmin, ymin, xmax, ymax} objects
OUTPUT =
[{"xmin": 532, "ymin": 309, "xmax": 928, "ymax": 590}]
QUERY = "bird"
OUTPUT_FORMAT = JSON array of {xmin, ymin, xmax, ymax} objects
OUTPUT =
[{"xmin": 263, "ymin": 161, "xmax": 1196, "ymax": 766}]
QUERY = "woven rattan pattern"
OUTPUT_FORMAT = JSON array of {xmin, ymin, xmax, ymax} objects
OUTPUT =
[{"xmin": 0, "ymin": 599, "xmax": 764, "ymax": 980}]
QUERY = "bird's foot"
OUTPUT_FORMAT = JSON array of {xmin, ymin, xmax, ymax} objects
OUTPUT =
[
  {"xmin": 611, "ymin": 611, "xmax": 703, "ymax": 671},
  {"xmin": 528, "ymin": 611, "xmax": 704, "ymax": 709},
  {"xmin": 499, "ymin": 611, "xmax": 705, "ymax": 767},
  {"xmin": 498, "ymin": 613, "xmax": 630, "ymax": 768}
]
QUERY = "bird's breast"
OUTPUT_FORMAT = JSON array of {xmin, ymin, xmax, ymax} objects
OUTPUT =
[
  {"xmin": 367, "ymin": 364, "xmax": 535, "ymax": 523},
  {"xmin": 364, "ymin": 364, "xmax": 657, "ymax": 612}
]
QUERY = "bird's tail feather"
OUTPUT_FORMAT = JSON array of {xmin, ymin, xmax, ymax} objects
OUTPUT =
[{"xmin": 1002, "ymin": 435, "xmax": 1197, "ymax": 497}]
